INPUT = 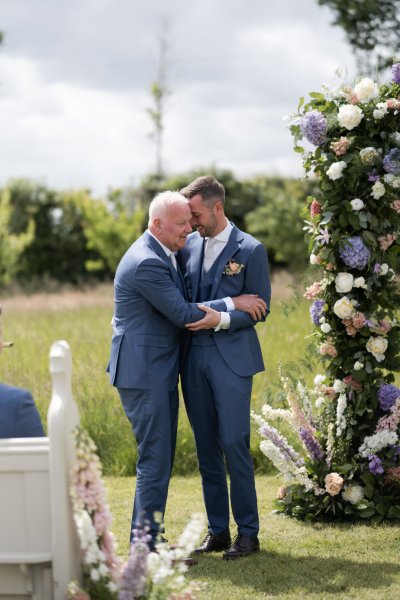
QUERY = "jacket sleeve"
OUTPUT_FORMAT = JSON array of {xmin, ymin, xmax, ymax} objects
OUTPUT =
[
  {"xmin": 16, "ymin": 391, "xmax": 46, "ymax": 437},
  {"xmin": 134, "ymin": 258, "xmax": 226, "ymax": 328},
  {"xmin": 228, "ymin": 243, "xmax": 271, "ymax": 333}
]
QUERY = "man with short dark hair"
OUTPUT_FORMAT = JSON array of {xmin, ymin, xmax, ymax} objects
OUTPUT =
[{"xmin": 179, "ymin": 176, "xmax": 271, "ymax": 559}]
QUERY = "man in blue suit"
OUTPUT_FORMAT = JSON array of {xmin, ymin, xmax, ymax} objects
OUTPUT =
[
  {"xmin": 179, "ymin": 176, "xmax": 271, "ymax": 559},
  {"xmin": 108, "ymin": 191, "xmax": 265, "ymax": 549},
  {"xmin": 0, "ymin": 306, "xmax": 45, "ymax": 438}
]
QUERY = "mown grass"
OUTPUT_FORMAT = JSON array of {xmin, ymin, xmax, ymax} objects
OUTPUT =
[
  {"xmin": 107, "ymin": 475, "xmax": 400, "ymax": 600},
  {"xmin": 1, "ymin": 277, "xmax": 316, "ymax": 474}
]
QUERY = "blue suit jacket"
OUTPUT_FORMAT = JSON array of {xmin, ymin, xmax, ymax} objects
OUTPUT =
[
  {"xmin": 178, "ymin": 224, "xmax": 271, "ymax": 377},
  {"xmin": 108, "ymin": 231, "xmax": 226, "ymax": 391},
  {"xmin": 0, "ymin": 384, "xmax": 45, "ymax": 438}
]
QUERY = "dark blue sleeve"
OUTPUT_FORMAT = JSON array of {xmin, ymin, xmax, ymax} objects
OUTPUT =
[{"xmin": 16, "ymin": 391, "xmax": 45, "ymax": 437}]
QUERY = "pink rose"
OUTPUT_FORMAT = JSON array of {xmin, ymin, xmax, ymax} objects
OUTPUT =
[{"xmin": 324, "ymin": 472, "xmax": 344, "ymax": 496}]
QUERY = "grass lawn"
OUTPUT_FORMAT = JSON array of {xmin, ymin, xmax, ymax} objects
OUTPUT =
[{"xmin": 106, "ymin": 474, "xmax": 400, "ymax": 600}]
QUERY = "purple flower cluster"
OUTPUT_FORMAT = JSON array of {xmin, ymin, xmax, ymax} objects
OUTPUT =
[
  {"xmin": 310, "ymin": 299, "xmax": 325, "ymax": 325},
  {"xmin": 367, "ymin": 169, "xmax": 380, "ymax": 182},
  {"xmin": 339, "ymin": 236, "xmax": 370, "ymax": 270},
  {"xmin": 368, "ymin": 454, "xmax": 384, "ymax": 475},
  {"xmin": 392, "ymin": 61, "xmax": 400, "ymax": 84},
  {"xmin": 119, "ymin": 525, "xmax": 151, "ymax": 600},
  {"xmin": 300, "ymin": 110, "xmax": 328, "ymax": 146},
  {"xmin": 383, "ymin": 148, "xmax": 400, "ymax": 175},
  {"xmin": 299, "ymin": 426, "xmax": 325, "ymax": 461},
  {"xmin": 260, "ymin": 422, "xmax": 304, "ymax": 467},
  {"xmin": 378, "ymin": 383, "xmax": 400, "ymax": 411}
]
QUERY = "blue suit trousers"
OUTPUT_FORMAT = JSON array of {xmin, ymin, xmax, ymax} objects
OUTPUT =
[
  {"xmin": 182, "ymin": 340, "xmax": 259, "ymax": 537},
  {"xmin": 118, "ymin": 387, "xmax": 179, "ymax": 546}
]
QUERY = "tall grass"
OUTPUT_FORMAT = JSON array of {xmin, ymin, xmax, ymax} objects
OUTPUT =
[{"xmin": 1, "ymin": 279, "xmax": 316, "ymax": 475}]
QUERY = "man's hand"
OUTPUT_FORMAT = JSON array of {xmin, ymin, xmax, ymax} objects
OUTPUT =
[
  {"xmin": 232, "ymin": 294, "xmax": 267, "ymax": 320},
  {"xmin": 185, "ymin": 305, "xmax": 221, "ymax": 331}
]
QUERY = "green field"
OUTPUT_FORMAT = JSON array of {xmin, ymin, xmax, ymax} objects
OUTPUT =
[
  {"xmin": 107, "ymin": 475, "xmax": 400, "ymax": 600},
  {"xmin": 0, "ymin": 276, "xmax": 313, "ymax": 475}
]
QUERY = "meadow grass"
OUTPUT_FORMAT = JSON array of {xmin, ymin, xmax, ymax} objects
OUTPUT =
[
  {"xmin": 0, "ymin": 276, "xmax": 312, "ymax": 474},
  {"xmin": 106, "ymin": 474, "xmax": 400, "ymax": 600}
]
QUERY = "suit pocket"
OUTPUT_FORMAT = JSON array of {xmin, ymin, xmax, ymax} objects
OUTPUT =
[{"xmin": 136, "ymin": 334, "xmax": 169, "ymax": 347}]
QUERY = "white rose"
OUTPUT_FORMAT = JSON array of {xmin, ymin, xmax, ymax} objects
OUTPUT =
[
  {"xmin": 342, "ymin": 483, "xmax": 365, "ymax": 505},
  {"xmin": 321, "ymin": 322, "xmax": 332, "ymax": 333},
  {"xmin": 333, "ymin": 379, "xmax": 346, "ymax": 393},
  {"xmin": 354, "ymin": 361, "xmax": 364, "ymax": 370},
  {"xmin": 371, "ymin": 181, "xmax": 385, "ymax": 199},
  {"xmin": 335, "ymin": 272, "xmax": 354, "ymax": 293},
  {"xmin": 333, "ymin": 296, "xmax": 355, "ymax": 319},
  {"xmin": 354, "ymin": 78, "xmax": 378, "ymax": 102},
  {"xmin": 310, "ymin": 253, "xmax": 320, "ymax": 265},
  {"xmin": 338, "ymin": 104, "xmax": 364, "ymax": 130},
  {"xmin": 366, "ymin": 336, "xmax": 388, "ymax": 362},
  {"xmin": 327, "ymin": 161, "xmax": 347, "ymax": 180},
  {"xmin": 350, "ymin": 198, "xmax": 365, "ymax": 211},
  {"xmin": 354, "ymin": 276, "xmax": 367, "ymax": 289},
  {"xmin": 380, "ymin": 263, "xmax": 389, "ymax": 275}
]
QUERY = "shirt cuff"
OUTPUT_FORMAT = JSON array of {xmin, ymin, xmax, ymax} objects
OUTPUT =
[
  {"xmin": 214, "ymin": 311, "xmax": 230, "ymax": 331},
  {"xmin": 223, "ymin": 296, "xmax": 235, "ymax": 311}
]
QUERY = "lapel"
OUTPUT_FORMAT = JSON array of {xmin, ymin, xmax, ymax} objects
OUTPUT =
[
  {"xmin": 209, "ymin": 225, "xmax": 243, "ymax": 299},
  {"xmin": 143, "ymin": 231, "xmax": 184, "ymax": 294}
]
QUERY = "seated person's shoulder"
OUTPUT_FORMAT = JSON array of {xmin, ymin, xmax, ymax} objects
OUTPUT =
[{"xmin": 0, "ymin": 383, "xmax": 45, "ymax": 438}]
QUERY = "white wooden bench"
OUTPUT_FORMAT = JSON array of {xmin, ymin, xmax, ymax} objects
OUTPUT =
[{"xmin": 0, "ymin": 341, "xmax": 81, "ymax": 599}]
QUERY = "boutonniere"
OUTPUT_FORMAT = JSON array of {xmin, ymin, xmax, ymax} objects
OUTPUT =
[{"xmin": 223, "ymin": 259, "xmax": 245, "ymax": 276}]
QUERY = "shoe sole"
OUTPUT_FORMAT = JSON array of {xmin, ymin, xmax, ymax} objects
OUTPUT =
[{"xmin": 222, "ymin": 548, "xmax": 260, "ymax": 560}]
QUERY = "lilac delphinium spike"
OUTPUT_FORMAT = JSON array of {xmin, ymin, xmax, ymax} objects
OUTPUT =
[
  {"xmin": 368, "ymin": 454, "xmax": 384, "ymax": 475},
  {"xmin": 259, "ymin": 422, "xmax": 304, "ymax": 467},
  {"xmin": 299, "ymin": 427, "xmax": 325, "ymax": 461},
  {"xmin": 392, "ymin": 61, "xmax": 400, "ymax": 84},
  {"xmin": 119, "ymin": 525, "xmax": 151, "ymax": 600}
]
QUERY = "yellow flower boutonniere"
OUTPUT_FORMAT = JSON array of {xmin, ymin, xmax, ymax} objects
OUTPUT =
[{"xmin": 223, "ymin": 259, "xmax": 245, "ymax": 276}]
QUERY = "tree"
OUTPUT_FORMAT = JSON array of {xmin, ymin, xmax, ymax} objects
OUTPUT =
[
  {"xmin": 146, "ymin": 20, "xmax": 171, "ymax": 180},
  {"xmin": 318, "ymin": 0, "xmax": 400, "ymax": 75},
  {"xmin": 0, "ymin": 189, "xmax": 34, "ymax": 286}
]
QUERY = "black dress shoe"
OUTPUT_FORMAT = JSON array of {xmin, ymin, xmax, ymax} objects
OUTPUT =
[
  {"xmin": 222, "ymin": 534, "xmax": 260, "ymax": 559},
  {"xmin": 194, "ymin": 530, "xmax": 231, "ymax": 554}
]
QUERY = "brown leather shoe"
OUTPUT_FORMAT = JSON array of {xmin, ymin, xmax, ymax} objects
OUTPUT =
[
  {"xmin": 194, "ymin": 530, "xmax": 231, "ymax": 554},
  {"xmin": 222, "ymin": 534, "xmax": 260, "ymax": 559}
]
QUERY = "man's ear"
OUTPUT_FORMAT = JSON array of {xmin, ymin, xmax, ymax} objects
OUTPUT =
[{"xmin": 153, "ymin": 217, "xmax": 162, "ymax": 231}]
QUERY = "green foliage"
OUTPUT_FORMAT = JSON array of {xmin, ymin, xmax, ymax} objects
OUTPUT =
[
  {"xmin": 0, "ymin": 189, "xmax": 34, "ymax": 286},
  {"xmin": 318, "ymin": 0, "xmax": 400, "ymax": 73}
]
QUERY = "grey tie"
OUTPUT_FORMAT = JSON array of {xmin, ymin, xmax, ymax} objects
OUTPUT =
[{"xmin": 169, "ymin": 252, "xmax": 177, "ymax": 270}]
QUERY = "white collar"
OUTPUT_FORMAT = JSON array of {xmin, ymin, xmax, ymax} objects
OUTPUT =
[
  {"xmin": 147, "ymin": 229, "xmax": 174, "ymax": 258},
  {"xmin": 207, "ymin": 219, "xmax": 232, "ymax": 243}
]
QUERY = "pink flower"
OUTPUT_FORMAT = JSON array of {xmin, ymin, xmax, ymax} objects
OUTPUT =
[
  {"xmin": 379, "ymin": 232, "xmax": 398, "ymax": 251},
  {"xmin": 352, "ymin": 312, "xmax": 367, "ymax": 329},
  {"xmin": 387, "ymin": 99, "xmax": 400, "ymax": 109},
  {"xmin": 319, "ymin": 342, "xmax": 338, "ymax": 357},
  {"xmin": 310, "ymin": 198, "xmax": 322, "ymax": 219},
  {"xmin": 330, "ymin": 136, "xmax": 351, "ymax": 156},
  {"xmin": 343, "ymin": 375, "xmax": 363, "ymax": 392},
  {"xmin": 325, "ymin": 472, "xmax": 344, "ymax": 496},
  {"xmin": 324, "ymin": 386, "xmax": 337, "ymax": 399},
  {"xmin": 304, "ymin": 282, "xmax": 323, "ymax": 300},
  {"xmin": 391, "ymin": 200, "xmax": 400, "ymax": 213}
]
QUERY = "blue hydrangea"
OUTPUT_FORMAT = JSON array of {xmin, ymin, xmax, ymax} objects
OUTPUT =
[
  {"xmin": 310, "ymin": 299, "xmax": 325, "ymax": 325},
  {"xmin": 378, "ymin": 383, "xmax": 400, "ymax": 411},
  {"xmin": 368, "ymin": 454, "xmax": 384, "ymax": 475},
  {"xmin": 383, "ymin": 148, "xmax": 400, "ymax": 175},
  {"xmin": 300, "ymin": 110, "xmax": 328, "ymax": 146},
  {"xmin": 339, "ymin": 236, "xmax": 371, "ymax": 270},
  {"xmin": 392, "ymin": 62, "xmax": 400, "ymax": 84}
]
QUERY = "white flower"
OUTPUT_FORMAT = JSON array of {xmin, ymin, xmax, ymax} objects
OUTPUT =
[
  {"xmin": 359, "ymin": 147, "xmax": 380, "ymax": 165},
  {"xmin": 350, "ymin": 198, "xmax": 365, "ymax": 211},
  {"xmin": 335, "ymin": 272, "xmax": 354, "ymax": 293},
  {"xmin": 333, "ymin": 296, "xmax": 355, "ymax": 319},
  {"xmin": 390, "ymin": 132, "xmax": 400, "ymax": 147},
  {"xmin": 371, "ymin": 181, "xmax": 385, "ymax": 199},
  {"xmin": 354, "ymin": 276, "xmax": 367, "ymax": 289},
  {"xmin": 315, "ymin": 396, "xmax": 325, "ymax": 408},
  {"xmin": 354, "ymin": 77, "xmax": 378, "ymax": 102},
  {"xmin": 354, "ymin": 361, "xmax": 364, "ymax": 370},
  {"xmin": 321, "ymin": 323, "xmax": 332, "ymax": 333},
  {"xmin": 373, "ymin": 102, "xmax": 388, "ymax": 119},
  {"xmin": 336, "ymin": 392, "xmax": 347, "ymax": 436},
  {"xmin": 366, "ymin": 336, "xmax": 388, "ymax": 362},
  {"xmin": 333, "ymin": 379, "xmax": 346, "ymax": 394},
  {"xmin": 314, "ymin": 374, "xmax": 326, "ymax": 385},
  {"xmin": 326, "ymin": 161, "xmax": 347, "ymax": 180},
  {"xmin": 310, "ymin": 253, "xmax": 320, "ymax": 265},
  {"xmin": 380, "ymin": 263, "xmax": 389, "ymax": 275},
  {"xmin": 90, "ymin": 568, "xmax": 100, "ymax": 582},
  {"xmin": 338, "ymin": 104, "xmax": 364, "ymax": 130},
  {"xmin": 359, "ymin": 430, "xmax": 398, "ymax": 457},
  {"xmin": 342, "ymin": 483, "xmax": 365, "ymax": 505}
]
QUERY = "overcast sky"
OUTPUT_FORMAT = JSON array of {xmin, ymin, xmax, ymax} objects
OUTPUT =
[{"xmin": 0, "ymin": 0, "xmax": 358, "ymax": 196}]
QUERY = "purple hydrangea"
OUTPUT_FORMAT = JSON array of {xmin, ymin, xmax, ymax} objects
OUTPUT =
[
  {"xmin": 378, "ymin": 383, "xmax": 400, "ymax": 411},
  {"xmin": 392, "ymin": 62, "xmax": 400, "ymax": 84},
  {"xmin": 383, "ymin": 148, "xmax": 400, "ymax": 175},
  {"xmin": 299, "ymin": 426, "xmax": 325, "ymax": 461},
  {"xmin": 339, "ymin": 236, "xmax": 371, "ymax": 270},
  {"xmin": 368, "ymin": 454, "xmax": 384, "ymax": 475},
  {"xmin": 310, "ymin": 299, "xmax": 325, "ymax": 325},
  {"xmin": 367, "ymin": 169, "xmax": 380, "ymax": 182},
  {"xmin": 300, "ymin": 110, "xmax": 328, "ymax": 146}
]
